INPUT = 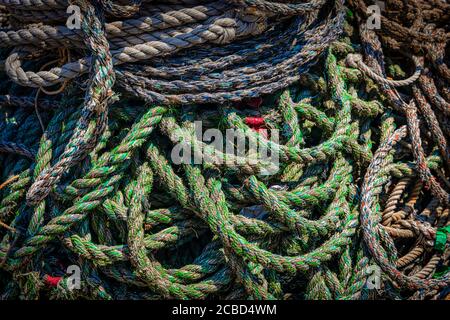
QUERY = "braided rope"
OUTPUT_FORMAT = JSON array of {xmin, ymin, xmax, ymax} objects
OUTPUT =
[{"xmin": 0, "ymin": 0, "xmax": 448, "ymax": 300}]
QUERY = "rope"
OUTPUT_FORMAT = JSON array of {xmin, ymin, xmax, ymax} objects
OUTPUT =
[
  {"xmin": 0, "ymin": 0, "xmax": 448, "ymax": 300},
  {"xmin": 348, "ymin": 0, "xmax": 450, "ymax": 297}
]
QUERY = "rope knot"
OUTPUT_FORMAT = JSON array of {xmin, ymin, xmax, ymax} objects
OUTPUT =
[
  {"xmin": 345, "ymin": 53, "xmax": 362, "ymax": 69},
  {"xmin": 210, "ymin": 18, "xmax": 237, "ymax": 45}
]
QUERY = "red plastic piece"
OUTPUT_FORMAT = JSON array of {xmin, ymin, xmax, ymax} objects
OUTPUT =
[
  {"xmin": 245, "ymin": 117, "xmax": 265, "ymax": 127},
  {"xmin": 44, "ymin": 275, "xmax": 62, "ymax": 287}
]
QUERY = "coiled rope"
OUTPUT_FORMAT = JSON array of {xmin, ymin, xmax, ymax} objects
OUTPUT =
[
  {"xmin": 0, "ymin": 0, "xmax": 448, "ymax": 300},
  {"xmin": 349, "ymin": 0, "xmax": 450, "ymax": 297}
]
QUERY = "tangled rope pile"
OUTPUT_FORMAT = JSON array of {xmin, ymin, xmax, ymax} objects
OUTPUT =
[
  {"xmin": 347, "ymin": 0, "xmax": 450, "ymax": 297},
  {"xmin": 0, "ymin": 0, "xmax": 448, "ymax": 300}
]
